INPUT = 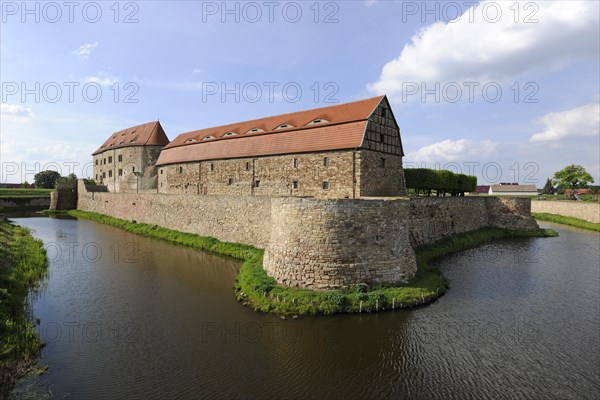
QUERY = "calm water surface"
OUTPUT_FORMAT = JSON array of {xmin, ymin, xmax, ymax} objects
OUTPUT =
[{"xmin": 10, "ymin": 217, "xmax": 600, "ymax": 399}]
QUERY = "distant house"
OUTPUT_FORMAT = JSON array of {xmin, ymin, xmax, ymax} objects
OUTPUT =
[
  {"xmin": 475, "ymin": 185, "xmax": 490, "ymax": 195},
  {"xmin": 488, "ymin": 183, "xmax": 538, "ymax": 196},
  {"xmin": 564, "ymin": 188, "xmax": 592, "ymax": 196}
]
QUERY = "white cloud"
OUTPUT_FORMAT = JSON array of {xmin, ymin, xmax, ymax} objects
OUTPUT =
[
  {"xmin": 72, "ymin": 41, "xmax": 99, "ymax": 59},
  {"xmin": 406, "ymin": 139, "xmax": 498, "ymax": 163},
  {"xmin": 85, "ymin": 74, "xmax": 118, "ymax": 87},
  {"xmin": 1, "ymin": 104, "xmax": 34, "ymax": 118},
  {"xmin": 530, "ymin": 103, "xmax": 600, "ymax": 143},
  {"xmin": 368, "ymin": 1, "xmax": 599, "ymax": 99}
]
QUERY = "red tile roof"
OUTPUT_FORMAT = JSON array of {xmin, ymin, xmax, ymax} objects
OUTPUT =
[
  {"xmin": 93, "ymin": 121, "xmax": 170, "ymax": 155},
  {"xmin": 156, "ymin": 96, "xmax": 384, "ymax": 166}
]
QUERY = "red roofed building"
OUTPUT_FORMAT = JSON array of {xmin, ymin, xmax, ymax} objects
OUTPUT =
[
  {"xmin": 93, "ymin": 121, "xmax": 170, "ymax": 192},
  {"xmin": 155, "ymin": 95, "xmax": 407, "ymax": 198}
]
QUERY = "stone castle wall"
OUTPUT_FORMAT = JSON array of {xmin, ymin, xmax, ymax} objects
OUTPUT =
[
  {"xmin": 264, "ymin": 198, "xmax": 417, "ymax": 289},
  {"xmin": 408, "ymin": 197, "xmax": 538, "ymax": 247},
  {"xmin": 531, "ymin": 200, "xmax": 600, "ymax": 223},
  {"xmin": 77, "ymin": 180, "xmax": 272, "ymax": 247},
  {"xmin": 77, "ymin": 181, "xmax": 539, "ymax": 289}
]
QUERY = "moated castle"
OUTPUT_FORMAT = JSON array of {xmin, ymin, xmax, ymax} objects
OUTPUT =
[{"xmin": 78, "ymin": 96, "xmax": 538, "ymax": 290}]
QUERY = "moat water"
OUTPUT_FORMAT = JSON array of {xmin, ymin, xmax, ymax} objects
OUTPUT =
[{"xmin": 9, "ymin": 216, "xmax": 600, "ymax": 399}]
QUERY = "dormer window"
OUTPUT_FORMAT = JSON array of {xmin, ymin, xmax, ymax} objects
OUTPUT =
[
  {"xmin": 275, "ymin": 124, "xmax": 294, "ymax": 130},
  {"xmin": 202, "ymin": 135, "xmax": 215, "ymax": 141},
  {"xmin": 306, "ymin": 119, "xmax": 329, "ymax": 125},
  {"xmin": 112, "ymin": 136, "xmax": 116, "ymax": 139},
  {"xmin": 130, "ymin": 140, "xmax": 136, "ymax": 143},
  {"xmin": 119, "ymin": 141, "xmax": 124, "ymax": 145},
  {"xmin": 245, "ymin": 128, "xmax": 264, "ymax": 134},
  {"xmin": 223, "ymin": 132, "xmax": 237, "ymax": 137},
  {"xmin": 109, "ymin": 144, "xmax": 114, "ymax": 147},
  {"xmin": 185, "ymin": 139, "xmax": 198, "ymax": 143}
]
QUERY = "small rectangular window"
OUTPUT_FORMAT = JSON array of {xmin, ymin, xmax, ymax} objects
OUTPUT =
[
  {"xmin": 132, "ymin": 166, "xmax": 135, "ymax": 172},
  {"xmin": 95, "ymin": 160, "xmax": 98, "ymax": 165},
  {"xmin": 293, "ymin": 158, "xmax": 298, "ymax": 168},
  {"xmin": 179, "ymin": 166, "xmax": 183, "ymax": 174},
  {"xmin": 103, "ymin": 159, "xmax": 106, "ymax": 165},
  {"xmin": 160, "ymin": 182, "xmax": 163, "ymax": 187},
  {"xmin": 379, "ymin": 158, "xmax": 386, "ymax": 168},
  {"xmin": 118, "ymin": 169, "xmax": 123, "ymax": 176},
  {"xmin": 255, "ymin": 180, "xmax": 260, "ymax": 188},
  {"xmin": 210, "ymin": 163, "xmax": 214, "ymax": 172},
  {"xmin": 160, "ymin": 169, "xmax": 163, "ymax": 175},
  {"xmin": 108, "ymin": 170, "xmax": 113, "ymax": 178},
  {"xmin": 118, "ymin": 155, "xmax": 123, "ymax": 162},
  {"xmin": 322, "ymin": 181, "xmax": 329, "ymax": 190},
  {"xmin": 102, "ymin": 172, "xmax": 106, "ymax": 178},
  {"xmin": 228, "ymin": 178, "xmax": 233, "ymax": 186},
  {"xmin": 380, "ymin": 134, "xmax": 385, "ymax": 143},
  {"xmin": 108, "ymin": 156, "xmax": 113, "ymax": 163},
  {"xmin": 323, "ymin": 157, "xmax": 328, "ymax": 167},
  {"xmin": 381, "ymin": 108, "xmax": 387, "ymax": 118},
  {"xmin": 293, "ymin": 181, "xmax": 299, "ymax": 189},
  {"xmin": 246, "ymin": 161, "xmax": 250, "ymax": 171}
]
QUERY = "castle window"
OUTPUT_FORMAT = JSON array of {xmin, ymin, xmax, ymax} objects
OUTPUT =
[
  {"xmin": 210, "ymin": 163, "xmax": 214, "ymax": 171},
  {"xmin": 108, "ymin": 170, "xmax": 113, "ymax": 178},
  {"xmin": 293, "ymin": 158, "xmax": 298, "ymax": 168},
  {"xmin": 323, "ymin": 157, "xmax": 328, "ymax": 167},
  {"xmin": 223, "ymin": 132, "xmax": 237, "ymax": 137},
  {"xmin": 185, "ymin": 139, "xmax": 198, "ymax": 143},
  {"xmin": 306, "ymin": 119, "xmax": 329, "ymax": 125},
  {"xmin": 380, "ymin": 134, "xmax": 385, "ymax": 143},
  {"xmin": 322, "ymin": 181, "xmax": 329, "ymax": 190},
  {"xmin": 293, "ymin": 180, "xmax": 299, "ymax": 189},
  {"xmin": 103, "ymin": 159, "xmax": 106, "ymax": 165},
  {"xmin": 109, "ymin": 144, "xmax": 114, "ymax": 147},
  {"xmin": 102, "ymin": 172, "xmax": 106, "ymax": 178},
  {"xmin": 381, "ymin": 108, "xmax": 387, "ymax": 118},
  {"xmin": 275, "ymin": 124, "xmax": 294, "ymax": 130},
  {"xmin": 228, "ymin": 178, "xmax": 233, "ymax": 186},
  {"xmin": 202, "ymin": 136, "xmax": 214, "ymax": 141},
  {"xmin": 118, "ymin": 155, "xmax": 123, "ymax": 162},
  {"xmin": 160, "ymin": 182, "xmax": 163, "ymax": 187},
  {"xmin": 96, "ymin": 174, "xmax": 98, "ymax": 180},
  {"xmin": 160, "ymin": 169, "xmax": 163, "ymax": 175},
  {"xmin": 108, "ymin": 156, "xmax": 113, "ymax": 163},
  {"xmin": 119, "ymin": 142, "xmax": 124, "ymax": 145},
  {"xmin": 95, "ymin": 160, "xmax": 98, "ymax": 165},
  {"xmin": 132, "ymin": 166, "xmax": 135, "ymax": 172},
  {"xmin": 379, "ymin": 158, "xmax": 386, "ymax": 168},
  {"xmin": 130, "ymin": 140, "xmax": 136, "ymax": 143},
  {"xmin": 254, "ymin": 180, "xmax": 260, "ymax": 188},
  {"xmin": 245, "ymin": 162, "xmax": 250, "ymax": 171},
  {"xmin": 179, "ymin": 166, "xmax": 183, "ymax": 174},
  {"xmin": 245, "ymin": 128, "xmax": 263, "ymax": 134},
  {"xmin": 118, "ymin": 169, "xmax": 123, "ymax": 176}
]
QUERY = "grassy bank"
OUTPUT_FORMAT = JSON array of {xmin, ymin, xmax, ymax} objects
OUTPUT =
[
  {"xmin": 66, "ymin": 210, "xmax": 556, "ymax": 316},
  {"xmin": 532, "ymin": 212, "xmax": 600, "ymax": 232},
  {"xmin": 0, "ymin": 218, "xmax": 48, "ymax": 397}
]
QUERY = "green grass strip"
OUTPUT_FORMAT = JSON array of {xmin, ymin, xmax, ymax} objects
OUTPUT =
[
  {"xmin": 66, "ymin": 210, "xmax": 557, "ymax": 317},
  {"xmin": 0, "ymin": 218, "xmax": 49, "ymax": 395},
  {"xmin": 533, "ymin": 212, "xmax": 600, "ymax": 232}
]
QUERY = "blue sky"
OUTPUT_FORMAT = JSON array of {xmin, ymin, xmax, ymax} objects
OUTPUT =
[{"xmin": 1, "ymin": 0, "xmax": 599, "ymax": 185}]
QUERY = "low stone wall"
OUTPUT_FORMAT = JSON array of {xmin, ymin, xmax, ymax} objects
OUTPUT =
[
  {"xmin": 264, "ymin": 198, "xmax": 417, "ymax": 289},
  {"xmin": 408, "ymin": 197, "xmax": 538, "ymax": 247},
  {"xmin": 77, "ymin": 180, "xmax": 272, "ymax": 247},
  {"xmin": 531, "ymin": 200, "xmax": 600, "ymax": 223},
  {"xmin": 0, "ymin": 197, "xmax": 50, "ymax": 210}
]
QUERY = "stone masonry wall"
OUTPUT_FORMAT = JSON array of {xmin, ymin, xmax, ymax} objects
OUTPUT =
[
  {"xmin": 531, "ymin": 200, "xmax": 600, "ymax": 223},
  {"xmin": 77, "ymin": 180, "xmax": 272, "ymax": 247},
  {"xmin": 94, "ymin": 145, "xmax": 163, "ymax": 192},
  {"xmin": 264, "ymin": 197, "xmax": 417, "ymax": 289},
  {"xmin": 408, "ymin": 197, "xmax": 538, "ymax": 247}
]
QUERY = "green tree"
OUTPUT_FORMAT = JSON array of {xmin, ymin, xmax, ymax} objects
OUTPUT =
[
  {"xmin": 552, "ymin": 165, "xmax": 594, "ymax": 198},
  {"xmin": 55, "ymin": 173, "xmax": 78, "ymax": 188},
  {"xmin": 542, "ymin": 178, "xmax": 554, "ymax": 195},
  {"xmin": 34, "ymin": 170, "xmax": 61, "ymax": 188}
]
